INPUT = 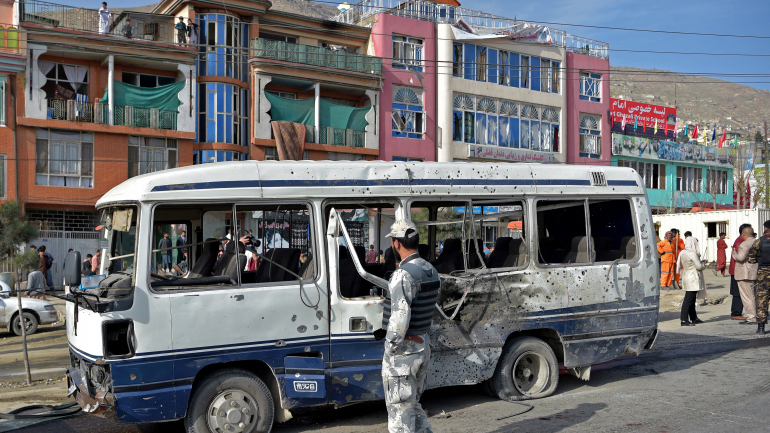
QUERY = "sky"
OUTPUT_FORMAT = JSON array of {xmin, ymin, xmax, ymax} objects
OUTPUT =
[
  {"xmin": 481, "ymin": 0, "xmax": 770, "ymax": 91},
  {"xmin": 64, "ymin": 0, "xmax": 770, "ymax": 91}
]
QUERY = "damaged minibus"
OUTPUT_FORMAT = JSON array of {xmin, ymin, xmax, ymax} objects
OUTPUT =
[{"xmin": 64, "ymin": 161, "xmax": 659, "ymax": 432}]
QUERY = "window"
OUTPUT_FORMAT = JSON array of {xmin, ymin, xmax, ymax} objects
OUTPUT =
[
  {"xmin": 580, "ymin": 72, "xmax": 602, "ymax": 102},
  {"xmin": 392, "ymin": 35, "xmax": 423, "ymax": 71},
  {"xmin": 193, "ymin": 150, "xmax": 243, "ymax": 164},
  {"xmin": 411, "ymin": 200, "xmax": 528, "ymax": 273},
  {"xmin": 551, "ymin": 61, "xmax": 560, "ymax": 94},
  {"xmin": 499, "ymin": 51, "xmax": 509, "ymax": 85},
  {"xmin": 35, "ymin": 129, "xmax": 93, "ymax": 188},
  {"xmin": 0, "ymin": 154, "xmax": 5, "ymax": 199},
  {"xmin": 706, "ymin": 222, "xmax": 727, "ymax": 239},
  {"xmin": 538, "ymin": 59, "xmax": 559, "ymax": 93},
  {"xmin": 530, "ymin": 57, "xmax": 540, "ymax": 92},
  {"xmin": 122, "ymin": 72, "xmax": 176, "ymax": 88},
  {"xmin": 264, "ymin": 148, "xmax": 309, "ymax": 161},
  {"xmin": 199, "ymin": 14, "xmax": 248, "ymax": 80},
  {"xmin": 707, "ymin": 169, "xmax": 728, "ymax": 195},
  {"xmin": 328, "ymin": 152, "xmax": 364, "ymax": 161},
  {"xmin": 452, "ymin": 43, "xmax": 463, "ymax": 76},
  {"xmin": 520, "ymin": 56, "xmax": 530, "ymax": 89},
  {"xmin": 128, "ymin": 136, "xmax": 178, "ymax": 178},
  {"xmin": 258, "ymin": 32, "xmax": 297, "ymax": 43},
  {"xmin": 392, "ymin": 157, "xmax": 423, "ymax": 162},
  {"xmin": 676, "ymin": 166, "xmax": 702, "ymax": 192},
  {"xmin": 39, "ymin": 61, "xmax": 89, "ymax": 101},
  {"xmin": 453, "ymin": 94, "xmax": 559, "ymax": 151},
  {"xmin": 266, "ymin": 90, "xmax": 296, "ymax": 99},
  {"xmin": 392, "ymin": 86, "xmax": 424, "ymax": 139},
  {"xmin": 617, "ymin": 160, "xmax": 666, "ymax": 190},
  {"xmin": 0, "ymin": 76, "xmax": 5, "ymax": 126},
  {"xmin": 197, "ymin": 83, "xmax": 248, "ymax": 145},
  {"xmin": 588, "ymin": 199, "xmax": 637, "ymax": 262},
  {"xmin": 579, "ymin": 114, "xmax": 602, "ymax": 158},
  {"xmin": 476, "ymin": 46, "xmax": 487, "ymax": 82}
]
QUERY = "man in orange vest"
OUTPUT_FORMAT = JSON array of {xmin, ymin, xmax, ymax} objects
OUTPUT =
[
  {"xmin": 658, "ymin": 231, "xmax": 677, "ymax": 288},
  {"xmin": 671, "ymin": 228, "xmax": 685, "ymax": 289}
]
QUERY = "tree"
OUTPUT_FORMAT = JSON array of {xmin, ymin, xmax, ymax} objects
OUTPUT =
[
  {"xmin": 0, "ymin": 201, "xmax": 39, "ymax": 385},
  {"xmin": 733, "ymin": 142, "xmax": 755, "ymax": 209}
]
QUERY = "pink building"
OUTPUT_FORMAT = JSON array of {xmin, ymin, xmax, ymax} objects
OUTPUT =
[
  {"xmin": 371, "ymin": 14, "xmax": 437, "ymax": 161},
  {"xmin": 565, "ymin": 52, "xmax": 611, "ymax": 166}
]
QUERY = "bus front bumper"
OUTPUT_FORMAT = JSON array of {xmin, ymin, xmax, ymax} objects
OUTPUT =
[{"xmin": 67, "ymin": 366, "xmax": 115, "ymax": 417}]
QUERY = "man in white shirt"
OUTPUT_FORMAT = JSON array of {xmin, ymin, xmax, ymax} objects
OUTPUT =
[{"xmin": 98, "ymin": 2, "xmax": 111, "ymax": 35}]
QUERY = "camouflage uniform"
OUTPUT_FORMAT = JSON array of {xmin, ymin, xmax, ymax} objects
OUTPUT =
[
  {"xmin": 382, "ymin": 256, "xmax": 433, "ymax": 433},
  {"xmin": 746, "ymin": 239, "xmax": 770, "ymax": 324}
]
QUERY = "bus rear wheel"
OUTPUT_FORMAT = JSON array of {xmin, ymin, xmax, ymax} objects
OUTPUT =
[
  {"xmin": 489, "ymin": 336, "xmax": 559, "ymax": 401},
  {"xmin": 185, "ymin": 369, "xmax": 274, "ymax": 433}
]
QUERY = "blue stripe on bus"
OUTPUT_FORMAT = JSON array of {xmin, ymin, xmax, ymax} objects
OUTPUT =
[{"xmin": 149, "ymin": 178, "xmax": 632, "ymax": 192}]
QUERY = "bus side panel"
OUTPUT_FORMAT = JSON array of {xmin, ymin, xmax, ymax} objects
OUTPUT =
[{"xmin": 114, "ymin": 387, "xmax": 178, "ymax": 423}]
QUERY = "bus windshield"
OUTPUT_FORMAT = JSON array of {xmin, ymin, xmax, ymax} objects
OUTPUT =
[{"xmin": 102, "ymin": 205, "xmax": 138, "ymax": 280}]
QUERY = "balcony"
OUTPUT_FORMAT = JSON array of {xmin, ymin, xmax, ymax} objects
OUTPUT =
[
  {"xmin": 304, "ymin": 125, "xmax": 365, "ymax": 148},
  {"xmin": 251, "ymin": 38, "xmax": 382, "ymax": 76},
  {"xmin": 20, "ymin": 0, "xmax": 175, "ymax": 44},
  {"xmin": 331, "ymin": 0, "xmax": 609, "ymax": 60},
  {"xmin": 46, "ymin": 99, "xmax": 178, "ymax": 130}
]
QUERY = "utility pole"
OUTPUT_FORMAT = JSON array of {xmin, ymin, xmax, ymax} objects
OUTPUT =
[{"xmin": 765, "ymin": 120, "xmax": 769, "ymax": 209}]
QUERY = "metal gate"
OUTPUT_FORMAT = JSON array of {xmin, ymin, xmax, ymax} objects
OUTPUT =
[{"xmin": 27, "ymin": 230, "xmax": 101, "ymax": 290}]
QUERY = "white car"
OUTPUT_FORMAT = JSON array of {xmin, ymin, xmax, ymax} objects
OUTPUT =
[{"xmin": 0, "ymin": 281, "xmax": 58, "ymax": 336}]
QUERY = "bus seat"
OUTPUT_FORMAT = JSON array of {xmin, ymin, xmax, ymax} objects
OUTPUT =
[
  {"xmin": 382, "ymin": 247, "xmax": 396, "ymax": 277},
  {"xmin": 339, "ymin": 245, "xmax": 350, "ymax": 261},
  {"xmin": 594, "ymin": 237, "xmax": 621, "ymax": 262},
  {"xmin": 214, "ymin": 241, "xmax": 246, "ymax": 282},
  {"xmin": 564, "ymin": 237, "xmax": 590, "ymax": 264},
  {"xmin": 486, "ymin": 237, "xmax": 513, "ymax": 268},
  {"xmin": 339, "ymin": 258, "xmax": 367, "ymax": 298},
  {"xmin": 256, "ymin": 248, "xmax": 301, "ymax": 283},
  {"xmin": 298, "ymin": 257, "xmax": 313, "ymax": 280},
  {"xmin": 435, "ymin": 239, "xmax": 462, "ymax": 265},
  {"xmin": 465, "ymin": 239, "xmax": 484, "ymax": 269},
  {"xmin": 435, "ymin": 251, "xmax": 464, "ymax": 274},
  {"xmin": 353, "ymin": 245, "xmax": 367, "ymax": 264},
  {"xmin": 187, "ymin": 238, "xmax": 219, "ymax": 278},
  {"xmin": 503, "ymin": 238, "xmax": 527, "ymax": 267},
  {"xmin": 418, "ymin": 244, "xmax": 431, "ymax": 261},
  {"xmin": 621, "ymin": 236, "xmax": 637, "ymax": 259}
]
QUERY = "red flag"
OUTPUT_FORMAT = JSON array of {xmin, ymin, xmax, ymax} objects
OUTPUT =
[
  {"xmin": 642, "ymin": 119, "xmax": 646, "ymax": 133},
  {"xmin": 692, "ymin": 124, "xmax": 699, "ymax": 138},
  {"xmin": 718, "ymin": 129, "xmax": 726, "ymax": 148}
]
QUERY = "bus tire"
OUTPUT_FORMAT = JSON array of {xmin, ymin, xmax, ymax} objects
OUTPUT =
[
  {"xmin": 12, "ymin": 312, "xmax": 38, "ymax": 336},
  {"xmin": 491, "ymin": 337, "xmax": 559, "ymax": 401},
  {"xmin": 185, "ymin": 368, "xmax": 274, "ymax": 433}
]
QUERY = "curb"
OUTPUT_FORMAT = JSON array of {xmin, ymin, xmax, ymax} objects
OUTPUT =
[{"xmin": 0, "ymin": 368, "xmax": 67, "ymax": 384}]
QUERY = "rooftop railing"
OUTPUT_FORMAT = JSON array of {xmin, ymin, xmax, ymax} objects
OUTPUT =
[
  {"xmin": 332, "ymin": 0, "xmax": 609, "ymax": 59},
  {"xmin": 251, "ymin": 38, "xmax": 383, "ymax": 76},
  {"xmin": 20, "ymin": 0, "xmax": 175, "ymax": 44}
]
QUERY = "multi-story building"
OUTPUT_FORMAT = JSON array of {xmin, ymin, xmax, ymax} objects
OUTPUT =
[
  {"xmin": 609, "ymin": 99, "xmax": 736, "ymax": 213},
  {"xmin": 151, "ymin": 0, "xmax": 384, "ymax": 163},
  {"xmin": 0, "ymin": 0, "xmax": 24, "ymax": 203},
  {"xmin": 2, "ymin": 0, "xmax": 197, "ymax": 281},
  {"xmin": 333, "ymin": 0, "xmax": 611, "ymax": 165}
]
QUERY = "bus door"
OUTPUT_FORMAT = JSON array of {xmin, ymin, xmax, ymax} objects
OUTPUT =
[{"xmin": 326, "ymin": 208, "xmax": 390, "ymax": 404}]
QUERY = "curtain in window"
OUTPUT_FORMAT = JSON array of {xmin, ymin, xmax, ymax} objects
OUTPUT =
[{"xmin": 38, "ymin": 61, "xmax": 55, "ymax": 76}]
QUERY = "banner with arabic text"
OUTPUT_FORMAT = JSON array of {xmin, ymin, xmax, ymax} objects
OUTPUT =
[{"xmin": 611, "ymin": 133, "xmax": 735, "ymax": 168}]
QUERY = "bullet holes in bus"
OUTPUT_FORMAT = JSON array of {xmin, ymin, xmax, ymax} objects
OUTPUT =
[
  {"xmin": 536, "ymin": 198, "xmax": 637, "ymax": 266},
  {"xmin": 410, "ymin": 199, "xmax": 528, "ymax": 274}
]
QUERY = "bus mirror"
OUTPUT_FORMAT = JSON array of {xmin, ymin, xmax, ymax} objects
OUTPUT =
[
  {"xmin": 64, "ymin": 251, "xmax": 82, "ymax": 287},
  {"xmin": 112, "ymin": 209, "xmax": 134, "ymax": 232}
]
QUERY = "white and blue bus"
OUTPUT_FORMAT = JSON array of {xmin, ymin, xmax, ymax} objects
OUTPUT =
[{"xmin": 65, "ymin": 161, "xmax": 659, "ymax": 432}]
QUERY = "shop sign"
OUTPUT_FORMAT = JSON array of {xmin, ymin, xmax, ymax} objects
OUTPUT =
[
  {"xmin": 611, "ymin": 134, "xmax": 736, "ymax": 168},
  {"xmin": 611, "ymin": 98, "xmax": 677, "ymax": 131},
  {"xmin": 468, "ymin": 144, "xmax": 557, "ymax": 164}
]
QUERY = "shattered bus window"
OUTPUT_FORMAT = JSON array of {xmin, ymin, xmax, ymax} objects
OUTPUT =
[
  {"xmin": 589, "ymin": 199, "xmax": 637, "ymax": 261},
  {"xmin": 537, "ymin": 200, "xmax": 589, "ymax": 264}
]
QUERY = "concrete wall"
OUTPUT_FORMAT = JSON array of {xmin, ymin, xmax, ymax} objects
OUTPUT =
[
  {"xmin": 371, "ymin": 14, "xmax": 436, "ymax": 161},
  {"xmin": 565, "ymin": 52, "xmax": 611, "ymax": 166}
]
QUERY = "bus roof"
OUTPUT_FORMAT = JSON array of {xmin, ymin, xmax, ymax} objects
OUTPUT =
[{"xmin": 96, "ymin": 161, "xmax": 644, "ymax": 207}]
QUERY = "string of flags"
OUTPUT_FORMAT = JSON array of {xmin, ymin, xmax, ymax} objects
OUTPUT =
[{"xmin": 619, "ymin": 114, "xmax": 739, "ymax": 148}]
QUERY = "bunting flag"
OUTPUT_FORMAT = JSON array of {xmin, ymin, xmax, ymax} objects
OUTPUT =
[
  {"xmin": 703, "ymin": 129, "xmax": 708, "ymax": 144},
  {"xmin": 719, "ymin": 129, "xmax": 726, "ymax": 148},
  {"xmin": 633, "ymin": 116, "xmax": 638, "ymax": 132},
  {"xmin": 683, "ymin": 124, "xmax": 688, "ymax": 137},
  {"xmin": 643, "ymin": 118, "xmax": 647, "ymax": 133},
  {"xmin": 711, "ymin": 128, "xmax": 716, "ymax": 143},
  {"xmin": 654, "ymin": 119, "xmax": 658, "ymax": 135},
  {"xmin": 733, "ymin": 135, "xmax": 738, "ymax": 147},
  {"xmin": 692, "ymin": 124, "xmax": 699, "ymax": 138},
  {"xmin": 621, "ymin": 115, "xmax": 627, "ymax": 131}
]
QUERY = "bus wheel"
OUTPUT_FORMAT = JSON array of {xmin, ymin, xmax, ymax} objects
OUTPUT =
[
  {"xmin": 185, "ymin": 369, "xmax": 274, "ymax": 433},
  {"xmin": 491, "ymin": 337, "xmax": 559, "ymax": 401}
]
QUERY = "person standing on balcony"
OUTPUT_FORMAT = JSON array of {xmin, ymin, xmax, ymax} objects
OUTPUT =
[
  {"xmin": 123, "ymin": 17, "xmax": 133, "ymax": 39},
  {"xmin": 187, "ymin": 18, "xmax": 199, "ymax": 45},
  {"xmin": 98, "ymin": 2, "xmax": 111, "ymax": 35},
  {"xmin": 175, "ymin": 16, "xmax": 187, "ymax": 44}
]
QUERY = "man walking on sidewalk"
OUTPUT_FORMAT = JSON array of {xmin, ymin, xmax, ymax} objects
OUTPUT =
[
  {"xmin": 378, "ymin": 219, "xmax": 439, "ymax": 433},
  {"xmin": 732, "ymin": 226, "xmax": 758, "ymax": 326},
  {"xmin": 729, "ymin": 224, "xmax": 750, "ymax": 320},
  {"xmin": 746, "ymin": 220, "xmax": 770, "ymax": 334}
]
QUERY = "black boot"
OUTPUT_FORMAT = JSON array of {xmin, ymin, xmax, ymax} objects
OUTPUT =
[{"xmin": 757, "ymin": 323, "xmax": 765, "ymax": 335}]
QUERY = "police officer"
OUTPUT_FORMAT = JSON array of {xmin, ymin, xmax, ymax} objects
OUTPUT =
[
  {"xmin": 377, "ymin": 219, "xmax": 440, "ymax": 433},
  {"xmin": 747, "ymin": 220, "xmax": 770, "ymax": 334}
]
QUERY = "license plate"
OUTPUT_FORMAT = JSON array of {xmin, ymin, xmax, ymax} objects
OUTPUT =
[{"xmin": 293, "ymin": 381, "xmax": 317, "ymax": 392}]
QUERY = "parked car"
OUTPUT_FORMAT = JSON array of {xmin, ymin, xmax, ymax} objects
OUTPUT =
[{"xmin": 0, "ymin": 281, "xmax": 59, "ymax": 336}]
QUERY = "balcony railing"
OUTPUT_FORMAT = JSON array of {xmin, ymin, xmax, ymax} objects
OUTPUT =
[
  {"xmin": 46, "ymin": 99, "xmax": 178, "ymax": 130},
  {"xmin": 251, "ymin": 38, "xmax": 382, "ymax": 76},
  {"xmin": 331, "ymin": 0, "xmax": 609, "ymax": 59},
  {"xmin": 317, "ymin": 126, "xmax": 365, "ymax": 148},
  {"xmin": 20, "ymin": 0, "xmax": 175, "ymax": 44}
]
